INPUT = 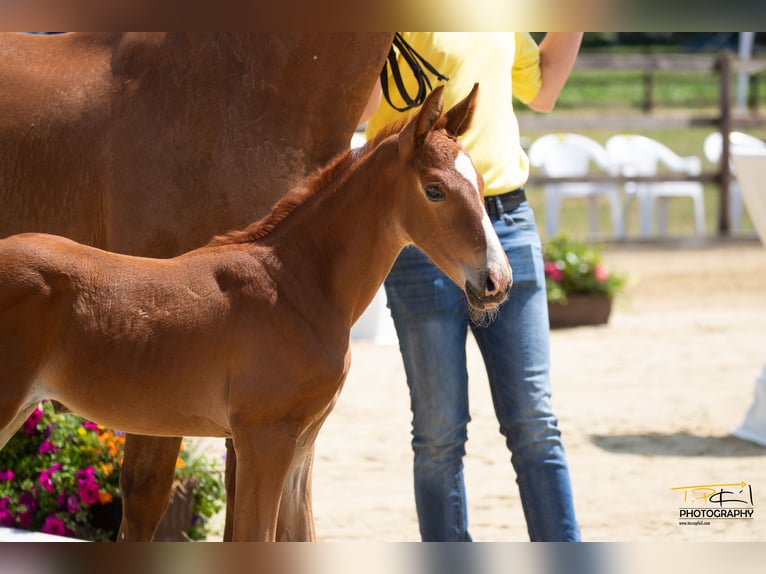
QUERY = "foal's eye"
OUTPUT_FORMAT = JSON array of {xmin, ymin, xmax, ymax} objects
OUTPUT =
[{"xmin": 424, "ymin": 185, "xmax": 445, "ymax": 202}]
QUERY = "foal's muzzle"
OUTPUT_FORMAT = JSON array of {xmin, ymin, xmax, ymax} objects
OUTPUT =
[{"xmin": 465, "ymin": 266, "xmax": 512, "ymax": 311}]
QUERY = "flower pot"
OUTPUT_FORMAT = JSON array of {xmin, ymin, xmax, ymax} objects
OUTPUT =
[
  {"xmin": 153, "ymin": 481, "xmax": 197, "ymax": 541},
  {"xmin": 548, "ymin": 295, "xmax": 612, "ymax": 329},
  {"xmin": 91, "ymin": 482, "xmax": 196, "ymax": 541}
]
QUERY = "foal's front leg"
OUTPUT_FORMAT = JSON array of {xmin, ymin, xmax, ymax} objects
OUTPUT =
[{"xmin": 117, "ymin": 434, "xmax": 182, "ymax": 541}]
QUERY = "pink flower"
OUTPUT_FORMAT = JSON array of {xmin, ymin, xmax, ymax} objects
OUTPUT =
[
  {"xmin": 23, "ymin": 407, "xmax": 43, "ymax": 435},
  {"xmin": 75, "ymin": 467, "xmax": 95, "ymax": 483},
  {"xmin": 544, "ymin": 261, "xmax": 564, "ymax": 282},
  {"xmin": 78, "ymin": 480, "xmax": 101, "ymax": 506},
  {"xmin": 594, "ymin": 264, "xmax": 609, "ymax": 282},
  {"xmin": 82, "ymin": 421, "xmax": 100, "ymax": 431},
  {"xmin": 42, "ymin": 514, "xmax": 67, "ymax": 536},
  {"xmin": 38, "ymin": 440, "xmax": 59, "ymax": 454},
  {"xmin": 39, "ymin": 470, "xmax": 55, "ymax": 493},
  {"xmin": 38, "ymin": 463, "xmax": 63, "ymax": 493},
  {"xmin": 0, "ymin": 469, "xmax": 14, "ymax": 482}
]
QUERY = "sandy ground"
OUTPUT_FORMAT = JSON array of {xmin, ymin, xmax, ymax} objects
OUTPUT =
[{"xmin": 200, "ymin": 240, "xmax": 766, "ymax": 542}]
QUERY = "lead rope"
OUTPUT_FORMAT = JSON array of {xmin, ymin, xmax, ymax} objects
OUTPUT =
[{"xmin": 380, "ymin": 33, "xmax": 450, "ymax": 112}]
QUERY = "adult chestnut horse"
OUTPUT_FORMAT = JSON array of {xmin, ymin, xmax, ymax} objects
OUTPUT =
[
  {"xmin": 0, "ymin": 32, "xmax": 393, "ymax": 540},
  {"xmin": 0, "ymin": 85, "xmax": 511, "ymax": 541}
]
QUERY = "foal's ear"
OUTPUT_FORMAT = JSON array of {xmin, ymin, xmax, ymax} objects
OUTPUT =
[
  {"xmin": 443, "ymin": 83, "xmax": 479, "ymax": 138},
  {"xmin": 399, "ymin": 85, "xmax": 445, "ymax": 155}
]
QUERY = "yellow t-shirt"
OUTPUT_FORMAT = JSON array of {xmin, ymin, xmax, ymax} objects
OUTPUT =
[{"xmin": 366, "ymin": 32, "xmax": 542, "ymax": 196}]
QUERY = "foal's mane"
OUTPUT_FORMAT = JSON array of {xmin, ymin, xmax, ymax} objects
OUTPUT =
[{"xmin": 207, "ymin": 120, "xmax": 406, "ymax": 246}]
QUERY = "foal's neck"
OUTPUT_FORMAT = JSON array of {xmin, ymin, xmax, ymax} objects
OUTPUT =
[{"xmin": 261, "ymin": 141, "xmax": 406, "ymax": 328}]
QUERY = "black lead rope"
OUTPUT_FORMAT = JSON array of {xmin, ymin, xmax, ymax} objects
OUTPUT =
[{"xmin": 380, "ymin": 33, "xmax": 450, "ymax": 112}]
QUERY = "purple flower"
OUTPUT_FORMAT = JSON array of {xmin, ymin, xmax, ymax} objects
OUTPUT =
[
  {"xmin": 0, "ymin": 497, "xmax": 10, "ymax": 511},
  {"xmin": 23, "ymin": 407, "xmax": 43, "ymax": 435},
  {"xmin": 0, "ymin": 508, "xmax": 15, "ymax": 527},
  {"xmin": 65, "ymin": 494, "xmax": 81, "ymax": 514},
  {"xmin": 0, "ymin": 469, "xmax": 14, "ymax": 482},
  {"xmin": 38, "ymin": 440, "xmax": 59, "ymax": 454},
  {"xmin": 18, "ymin": 492, "xmax": 37, "ymax": 513},
  {"xmin": 77, "ymin": 480, "xmax": 100, "ymax": 506},
  {"xmin": 82, "ymin": 421, "xmax": 99, "ymax": 431},
  {"xmin": 16, "ymin": 511, "xmax": 32, "ymax": 528},
  {"xmin": 42, "ymin": 514, "xmax": 66, "ymax": 536}
]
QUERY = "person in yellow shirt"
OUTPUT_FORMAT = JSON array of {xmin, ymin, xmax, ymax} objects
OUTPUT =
[{"xmin": 366, "ymin": 32, "xmax": 583, "ymax": 541}]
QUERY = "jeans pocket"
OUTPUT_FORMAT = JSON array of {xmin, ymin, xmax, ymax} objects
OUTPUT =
[{"xmin": 505, "ymin": 242, "xmax": 544, "ymax": 288}]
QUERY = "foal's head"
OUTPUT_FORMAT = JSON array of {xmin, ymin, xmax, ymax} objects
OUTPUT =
[{"xmin": 389, "ymin": 84, "xmax": 512, "ymax": 314}]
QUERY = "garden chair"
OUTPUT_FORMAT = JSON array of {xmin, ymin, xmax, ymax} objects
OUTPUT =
[
  {"xmin": 528, "ymin": 133, "xmax": 623, "ymax": 238},
  {"xmin": 731, "ymin": 147, "xmax": 766, "ymax": 245},
  {"xmin": 605, "ymin": 134, "xmax": 705, "ymax": 238},
  {"xmin": 704, "ymin": 131, "xmax": 766, "ymax": 233}
]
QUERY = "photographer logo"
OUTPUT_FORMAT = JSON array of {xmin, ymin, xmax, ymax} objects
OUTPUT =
[{"xmin": 672, "ymin": 481, "xmax": 755, "ymax": 526}]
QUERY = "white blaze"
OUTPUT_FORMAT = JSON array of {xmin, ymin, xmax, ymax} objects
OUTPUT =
[
  {"xmin": 455, "ymin": 151, "xmax": 480, "ymax": 197},
  {"xmin": 454, "ymin": 152, "xmax": 507, "ymax": 281}
]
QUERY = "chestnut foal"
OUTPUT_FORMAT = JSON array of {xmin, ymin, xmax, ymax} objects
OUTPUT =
[{"xmin": 0, "ymin": 84, "xmax": 510, "ymax": 541}]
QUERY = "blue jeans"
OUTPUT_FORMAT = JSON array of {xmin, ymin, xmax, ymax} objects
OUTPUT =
[{"xmin": 384, "ymin": 202, "xmax": 581, "ymax": 542}]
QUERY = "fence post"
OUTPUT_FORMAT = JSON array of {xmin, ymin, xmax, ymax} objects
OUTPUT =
[{"xmin": 718, "ymin": 52, "xmax": 733, "ymax": 236}]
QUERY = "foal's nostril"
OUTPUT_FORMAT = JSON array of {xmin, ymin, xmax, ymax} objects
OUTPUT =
[{"xmin": 484, "ymin": 266, "xmax": 511, "ymax": 298}]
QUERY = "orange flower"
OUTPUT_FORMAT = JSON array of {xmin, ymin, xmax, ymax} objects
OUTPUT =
[{"xmin": 98, "ymin": 490, "xmax": 113, "ymax": 504}]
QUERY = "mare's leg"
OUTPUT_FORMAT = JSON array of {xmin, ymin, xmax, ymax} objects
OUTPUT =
[
  {"xmin": 117, "ymin": 434, "xmax": 182, "ymax": 542},
  {"xmin": 276, "ymin": 446, "xmax": 316, "ymax": 541},
  {"xmin": 230, "ymin": 424, "xmax": 295, "ymax": 541},
  {"xmin": 223, "ymin": 438, "xmax": 236, "ymax": 542}
]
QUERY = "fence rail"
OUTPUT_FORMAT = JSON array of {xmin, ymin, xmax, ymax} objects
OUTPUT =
[{"xmin": 518, "ymin": 52, "xmax": 766, "ymax": 236}]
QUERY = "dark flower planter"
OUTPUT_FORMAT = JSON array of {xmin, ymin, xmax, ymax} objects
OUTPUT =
[
  {"xmin": 153, "ymin": 481, "xmax": 197, "ymax": 541},
  {"xmin": 93, "ymin": 482, "xmax": 196, "ymax": 541},
  {"xmin": 548, "ymin": 295, "xmax": 612, "ymax": 329}
]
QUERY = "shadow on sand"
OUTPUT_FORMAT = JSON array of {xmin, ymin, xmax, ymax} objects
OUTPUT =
[{"xmin": 590, "ymin": 432, "xmax": 766, "ymax": 457}]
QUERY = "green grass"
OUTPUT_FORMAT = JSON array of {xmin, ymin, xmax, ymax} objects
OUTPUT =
[{"xmin": 553, "ymin": 71, "xmax": 726, "ymax": 112}]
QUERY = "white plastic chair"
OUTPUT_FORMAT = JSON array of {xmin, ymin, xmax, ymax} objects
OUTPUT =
[
  {"xmin": 528, "ymin": 133, "xmax": 623, "ymax": 238},
  {"xmin": 704, "ymin": 131, "xmax": 766, "ymax": 232},
  {"xmin": 605, "ymin": 134, "xmax": 706, "ymax": 238},
  {"xmin": 731, "ymin": 147, "xmax": 766, "ymax": 245}
]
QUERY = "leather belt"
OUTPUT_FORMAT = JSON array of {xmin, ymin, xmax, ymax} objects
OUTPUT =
[{"xmin": 484, "ymin": 188, "xmax": 526, "ymax": 218}]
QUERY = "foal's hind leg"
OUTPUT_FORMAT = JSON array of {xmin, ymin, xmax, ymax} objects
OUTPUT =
[
  {"xmin": 276, "ymin": 445, "xmax": 317, "ymax": 541},
  {"xmin": 117, "ymin": 434, "xmax": 182, "ymax": 542}
]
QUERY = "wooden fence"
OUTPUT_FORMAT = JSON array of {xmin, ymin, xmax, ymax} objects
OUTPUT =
[{"xmin": 518, "ymin": 52, "xmax": 766, "ymax": 236}]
